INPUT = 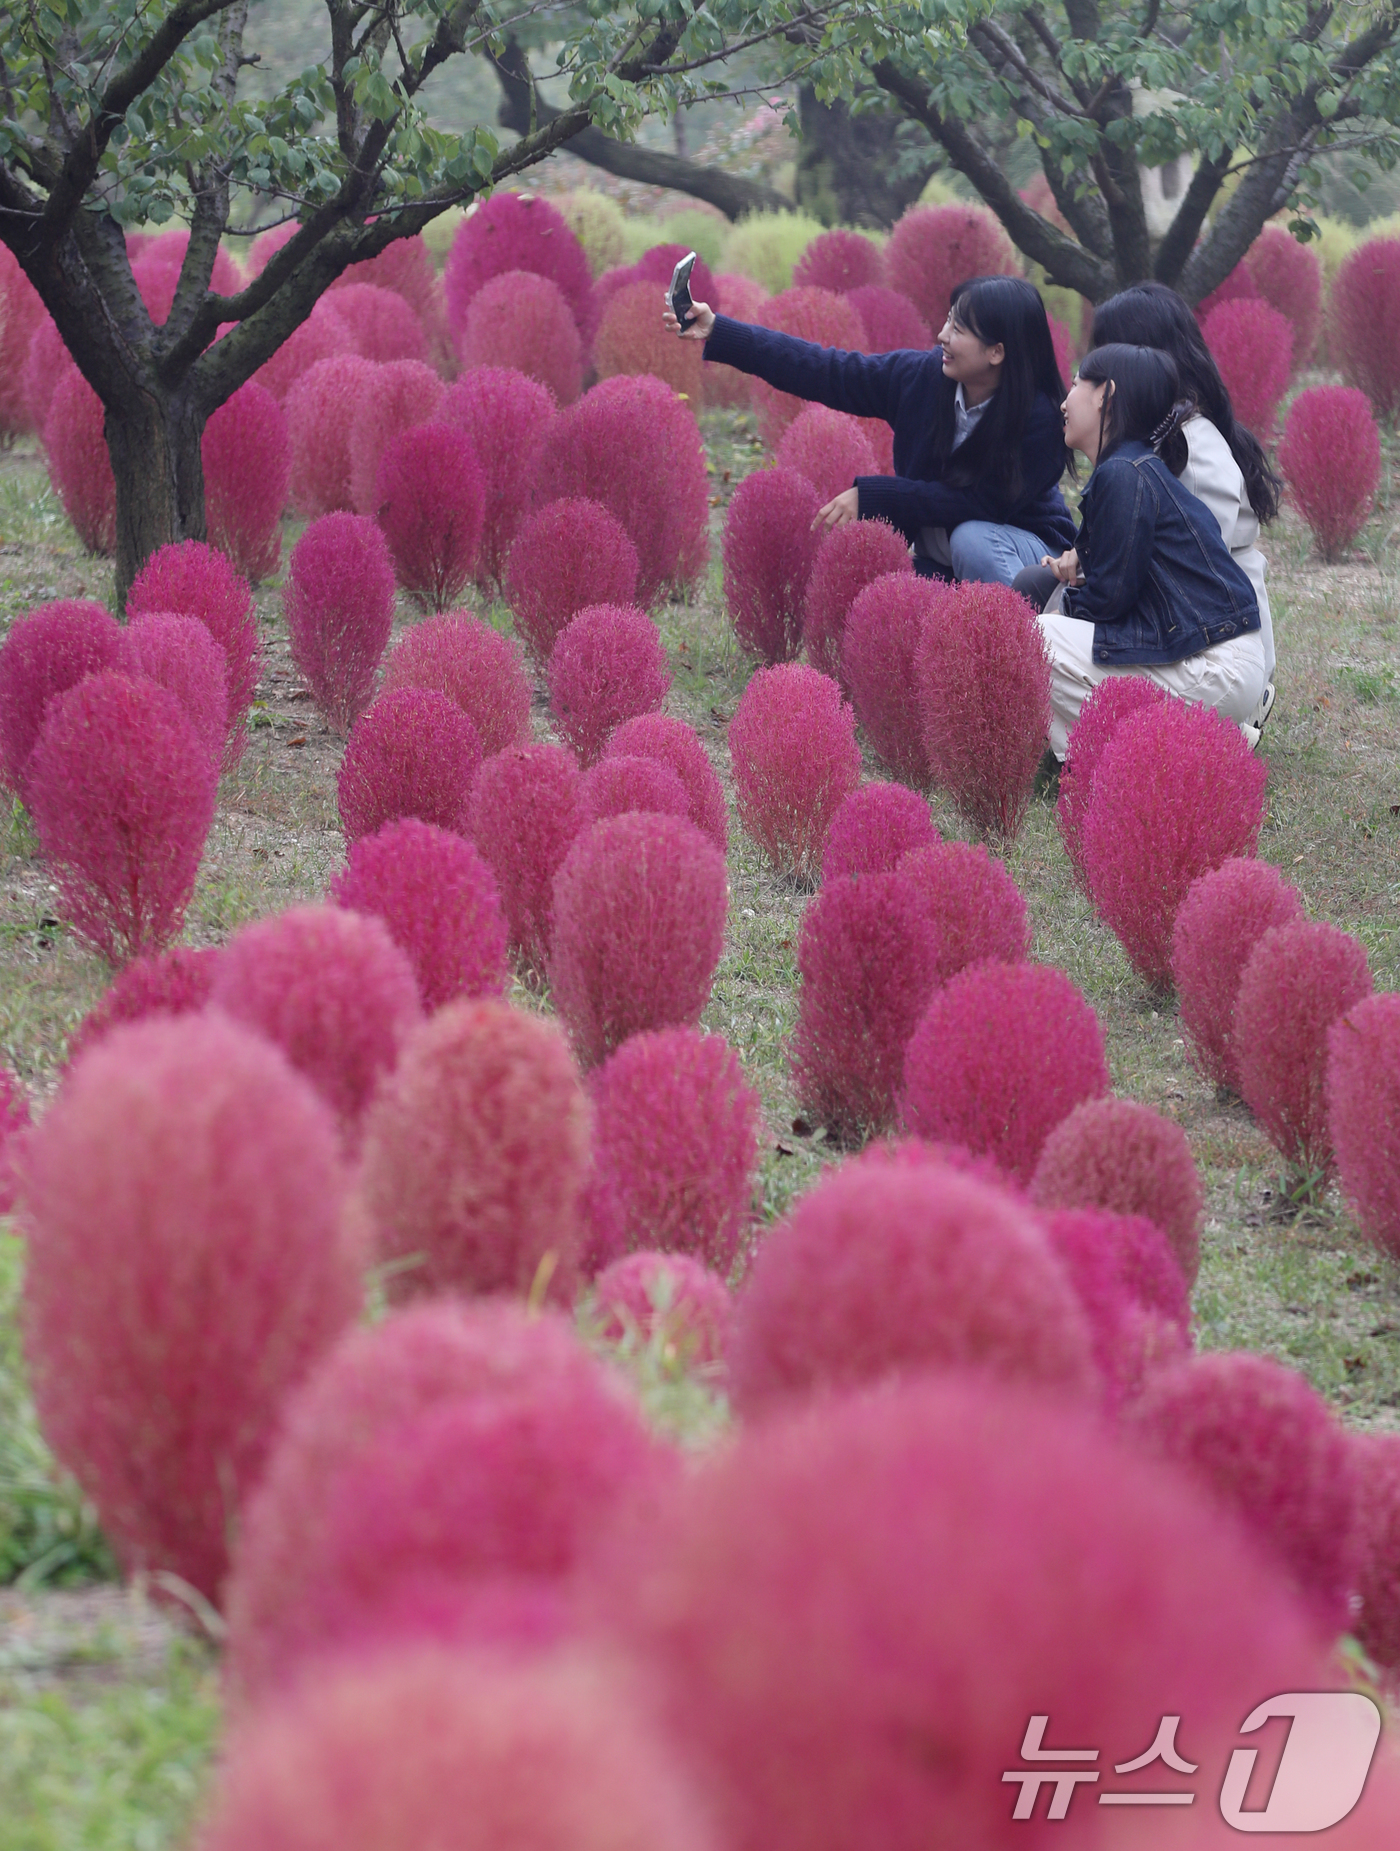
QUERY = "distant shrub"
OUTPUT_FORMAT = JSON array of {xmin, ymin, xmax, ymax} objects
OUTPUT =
[
  {"xmin": 1056, "ymin": 676, "xmax": 1169, "ymax": 884},
  {"xmin": 774, "ymin": 407, "xmax": 876, "ymax": 506},
  {"xmin": 0, "ymin": 246, "xmax": 46, "ymax": 440},
  {"xmin": 439, "ymin": 368, "xmax": 556, "ymax": 595},
  {"xmin": 346, "ymin": 358, "xmax": 444, "ymax": 518},
  {"xmin": 28, "ymin": 672, "xmax": 217, "ymax": 964},
  {"xmin": 444, "ymin": 192, "xmax": 597, "ymax": 351},
  {"xmin": 1247, "ymin": 226, "xmax": 1323, "ymax": 367},
  {"xmin": 845, "ymin": 284, "xmax": 930, "ymax": 353},
  {"xmin": 820, "ymin": 782, "xmax": 938, "ymax": 882},
  {"xmin": 117, "ymin": 611, "xmax": 229, "ymax": 771},
  {"xmin": 284, "ymin": 512, "xmax": 397, "ymax": 735},
  {"xmin": 557, "ymin": 188, "xmax": 628, "ymax": 276},
  {"xmin": 202, "ymin": 381, "xmax": 290, "ymax": 582},
  {"xmin": 751, "ymin": 288, "xmax": 868, "ymax": 446},
  {"xmin": 841, "ymin": 572, "xmax": 944, "ymax": 785},
  {"xmin": 43, "ymin": 371, "xmax": 116, "ymax": 554},
  {"xmin": 1234, "ymin": 919, "xmax": 1372, "ymax": 1180},
  {"xmin": 505, "ymin": 497, "xmax": 640, "ymax": 666},
  {"xmin": 722, "ymin": 209, "xmax": 825, "ymax": 292},
  {"xmin": 729, "ymin": 663, "xmax": 861, "ymax": 882},
  {"xmin": 361, "ymin": 999, "xmax": 590, "ymax": 1301},
  {"xmin": 794, "ymin": 230, "xmax": 885, "ymax": 294},
  {"xmin": 374, "ymin": 422, "xmax": 484, "ymax": 611},
  {"xmin": 127, "ymin": 539, "xmax": 261, "ymax": 767},
  {"xmin": 790, "ymin": 870, "xmax": 943, "ymax": 1139},
  {"xmin": 1080, "ymin": 700, "xmax": 1268, "ymax": 988},
  {"xmin": 21, "ymin": 1014, "xmax": 360, "ymax": 1600},
  {"xmin": 1329, "ymin": 237, "xmax": 1400, "ymax": 417},
  {"xmin": 595, "ymin": 279, "xmax": 704, "ymax": 401},
  {"xmin": 721, "ymin": 467, "xmax": 822, "ymax": 664},
  {"xmin": 0, "ymin": 1067, "xmax": 29, "ymax": 1216},
  {"xmin": 803, "ymin": 518, "xmax": 912, "ymax": 684},
  {"xmin": 586, "ymin": 1027, "xmax": 760, "ymax": 1273},
  {"xmin": 549, "ymin": 812, "xmax": 727, "ymax": 1069},
  {"xmin": 1047, "ymin": 313, "xmax": 1075, "ymax": 390},
  {"xmin": 64, "ymin": 945, "xmax": 221, "ymax": 1069},
  {"xmin": 337, "ymin": 687, "xmax": 483, "ymax": 843},
  {"xmin": 1328, "ymin": 992, "xmax": 1400, "ymax": 1258},
  {"xmin": 704, "ymin": 272, "xmax": 769, "ymax": 407},
  {"xmin": 593, "ymin": 1251, "xmax": 732, "ymax": 1366},
  {"xmin": 579, "ymin": 754, "xmax": 689, "ymax": 828},
  {"xmin": 1351, "ymin": 1432, "xmax": 1400, "ymax": 1668},
  {"xmin": 898, "ymin": 839, "xmax": 1032, "ymax": 984},
  {"xmin": 330, "ymin": 233, "xmax": 452, "ymax": 372},
  {"xmin": 1170, "ymin": 857, "xmax": 1304, "ymax": 1093},
  {"xmin": 885, "ymin": 204, "xmax": 1020, "ymax": 326},
  {"xmin": 253, "ymin": 297, "xmax": 354, "ymax": 402},
  {"xmin": 381, "ymin": 611, "xmax": 530, "ymax": 758},
  {"xmin": 1042, "ymin": 1207, "xmax": 1191, "ymax": 1411},
  {"xmin": 1277, "ymin": 385, "xmax": 1380, "ymax": 561},
  {"xmin": 1195, "ymin": 260, "xmax": 1257, "ymax": 326},
  {"xmin": 916, "ymin": 579, "xmax": 1051, "ymax": 842},
  {"xmin": 0, "ymin": 598, "xmax": 123, "ymax": 794},
  {"xmin": 1201, "ymin": 298, "xmax": 1293, "ymax": 436},
  {"xmin": 326, "ymin": 281, "xmax": 427, "ymax": 367},
  {"xmin": 547, "ymin": 603, "xmax": 671, "ymax": 764},
  {"xmin": 21, "ymin": 315, "xmax": 75, "ymax": 436},
  {"xmin": 458, "ymin": 270, "xmax": 583, "ymax": 405},
  {"xmin": 535, "ymin": 375, "xmax": 709, "ymax": 604},
  {"xmin": 468, "ymin": 743, "xmax": 585, "ymax": 978},
  {"xmin": 605, "ymin": 713, "xmax": 728, "ymax": 853},
  {"xmin": 284, "ymin": 353, "xmax": 378, "ymax": 518},
  {"xmin": 901, "ymin": 960, "xmax": 1109, "ymax": 1183}
]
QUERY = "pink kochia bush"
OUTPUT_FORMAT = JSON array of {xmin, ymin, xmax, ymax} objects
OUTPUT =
[
  {"xmin": 375, "ymin": 422, "xmax": 485, "ymax": 611},
  {"xmin": 284, "ymin": 353, "xmax": 377, "ymax": 518},
  {"xmin": 901, "ymin": 961, "xmax": 1110, "ymax": 1184},
  {"xmin": 439, "ymin": 368, "xmax": 556, "ymax": 595},
  {"xmin": 803, "ymin": 516, "xmax": 912, "ymax": 683},
  {"xmin": 457, "ymin": 270, "xmax": 583, "ymax": 406},
  {"xmin": 43, "ymin": 371, "xmax": 116, "ymax": 554},
  {"xmin": 283, "ymin": 512, "xmax": 397, "ymax": 735},
  {"xmin": 64, "ymin": 945, "xmax": 221, "ymax": 1069},
  {"xmin": 727, "ymin": 1162, "xmax": 1097, "ymax": 1416},
  {"xmin": 846, "ymin": 284, "xmax": 930, "ymax": 354},
  {"xmin": 593, "ymin": 1252, "xmax": 732, "ymax": 1367},
  {"xmin": 1043, "ymin": 1208, "xmax": 1191, "ymax": 1412},
  {"xmin": 117, "ymin": 612, "xmax": 230, "ymax": 771},
  {"xmin": 1031, "ymin": 1096, "xmax": 1205, "ymax": 1286},
  {"xmin": 321, "ymin": 282, "xmax": 427, "ymax": 366},
  {"xmin": 346, "ymin": 358, "xmax": 444, "ymax": 519},
  {"xmin": 337, "ymin": 688, "xmax": 483, "ymax": 844},
  {"xmin": 722, "ymin": 467, "xmax": 822, "ymax": 665},
  {"xmin": 201, "ymin": 381, "xmax": 290, "ymax": 582},
  {"xmin": 0, "ymin": 598, "xmax": 122, "ymax": 794},
  {"xmin": 897, "ymin": 839, "xmax": 1031, "ymax": 983},
  {"xmin": 793, "ymin": 228, "xmax": 884, "ymax": 294},
  {"xmin": 586, "ymin": 1027, "xmax": 760, "ymax": 1274},
  {"xmin": 547, "ymin": 604, "xmax": 671, "ymax": 764},
  {"xmin": 1328, "ymin": 992, "xmax": 1400, "ymax": 1258},
  {"xmin": 1127, "ymin": 1351, "xmax": 1360, "ymax": 1631},
  {"xmin": 549, "ymin": 814, "xmax": 727, "ymax": 1070},
  {"xmin": 1056, "ymin": 675, "xmax": 1169, "ymax": 883},
  {"xmin": 1233, "ymin": 919, "xmax": 1373, "ymax": 1180},
  {"xmin": 444, "ymin": 191, "xmax": 597, "ymax": 352},
  {"xmin": 211, "ymin": 906, "xmax": 422, "ymax": 1140},
  {"xmin": 331, "ymin": 819, "xmax": 509, "ymax": 1012},
  {"xmin": 1080, "ymin": 699, "xmax": 1269, "ymax": 988},
  {"xmin": 0, "ymin": 1068, "xmax": 30, "ymax": 1216},
  {"xmin": 595, "ymin": 279, "xmax": 704, "ymax": 402},
  {"xmin": 21, "ymin": 1015, "xmax": 361, "ymax": 1603},
  {"xmin": 1278, "ymin": 385, "xmax": 1381, "ymax": 561},
  {"xmin": 885, "ymin": 203, "xmax": 1020, "ymax": 320},
  {"xmin": 842, "ymin": 572, "xmax": 945, "ymax": 785},
  {"xmin": 128, "ymin": 539, "xmax": 261, "ymax": 767},
  {"xmin": 358, "ymin": 1000, "xmax": 591, "ymax": 1303},
  {"xmin": 774, "ymin": 408, "xmax": 876, "ymax": 506},
  {"xmin": 1350, "ymin": 1432, "xmax": 1400, "ymax": 1668},
  {"xmin": 380, "ymin": 611, "xmax": 531, "ymax": 757},
  {"xmin": 1248, "ymin": 224, "xmax": 1324, "ymax": 367},
  {"xmin": 1201, "ymin": 298, "xmax": 1293, "ymax": 436},
  {"xmin": 468, "ymin": 743, "xmax": 585, "ymax": 978},
  {"xmin": 606, "ymin": 713, "xmax": 727, "ymax": 854},
  {"xmin": 505, "ymin": 497, "xmax": 640, "ymax": 666},
  {"xmin": 916, "ymin": 580, "xmax": 1051, "ymax": 842},
  {"xmin": 1170, "ymin": 856, "xmax": 1305, "ymax": 1093},
  {"xmin": 28, "ymin": 673, "xmax": 217, "ymax": 965},
  {"xmin": 749, "ymin": 288, "xmax": 868, "ymax": 447},
  {"xmin": 1330, "ymin": 236, "xmax": 1400, "ymax": 418},
  {"xmin": 820, "ymin": 782, "xmax": 938, "ymax": 882},
  {"xmin": 579, "ymin": 754, "xmax": 689, "ymax": 828},
  {"xmin": 789, "ymin": 871, "xmax": 942, "ymax": 1138},
  {"xmin": 729, "ymin": 664, "xmax": 862, "ymax": 882},
  {"xmin": 0, "ymin": 246, "xmax": 45, "ymax": 440}
]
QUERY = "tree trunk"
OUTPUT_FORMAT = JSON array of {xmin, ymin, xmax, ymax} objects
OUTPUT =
[
  {"xmin": 106, "ymin": 389, "xmax": 208, "ymax": 607},
  {"xmin": 794, "ymin": 87, "xmax": 936, "ymax": 229}
]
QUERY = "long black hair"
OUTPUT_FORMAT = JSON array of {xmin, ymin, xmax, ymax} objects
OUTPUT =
[
  {"xmin": 931, "ymin": 275, "xmax": 1071, "ymax": 501},
  {"xmin": 1076, "ymin": 344, "xmax": 1194, "ymax": 471},
  {"xmin": 1089, "ymin": 282, "xmax": 1282, "ymax": 523}
]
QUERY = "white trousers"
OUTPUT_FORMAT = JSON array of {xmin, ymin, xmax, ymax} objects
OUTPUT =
[{"xmin": 1038, "ymin": 610, "xmax": 1269, "ymax": 760}]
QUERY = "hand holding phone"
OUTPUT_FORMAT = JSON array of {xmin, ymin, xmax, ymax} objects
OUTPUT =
[{"xmin": 669, "ymin": 251, "xmax": 697, "ymax": 331}]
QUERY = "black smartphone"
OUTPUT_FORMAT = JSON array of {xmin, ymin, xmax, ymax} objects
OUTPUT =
[{"xmin": 669, "ymin": 251, "xmax": 697, "ymax": 330}]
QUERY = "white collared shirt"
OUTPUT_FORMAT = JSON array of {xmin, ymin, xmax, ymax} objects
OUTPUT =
[{"xmin": 952, "ymin": 380, "xmax": 993, "ymax": 450}]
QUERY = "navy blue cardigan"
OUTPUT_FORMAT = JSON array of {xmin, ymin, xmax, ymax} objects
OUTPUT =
[{"xmin": 703, "ymin": 314, "xmax": 1076, "ymax": 552}]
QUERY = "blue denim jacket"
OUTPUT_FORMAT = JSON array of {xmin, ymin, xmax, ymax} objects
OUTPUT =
[{"xmin": 1066, "ymin": 441, "xmax": 1261, "ymax": 666}]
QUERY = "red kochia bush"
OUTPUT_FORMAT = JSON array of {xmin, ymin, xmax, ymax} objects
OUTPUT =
[
  {"xmin": 579, "ymin": 754, "xmax": 689, "ymax": 827},
  {"xmin": 43, "ymin": 371, "xmax": 116, "ymax": 554},
  {"xmin": 885, "ymin": 203, "xmax": 1021, "ymax": 323},
  {"xmin": 201, "ymin": 381, "xmax": 290, "ymax": 583},
  {"xmin": 337, "ymin": 688, "xmax": 483, "ymax": 844},
  {"xmin": 375, "ymin": 422, "xmax": 485, "ymax": 611},
  {"xmin": 468, "ymin": 743, "xmax": 586, "ymax": 978},
  {"xmin": 547, "ymin": 604, "xmax": 671, "ymax": 764},
  {"xmin": 284, "ymin": 512, "xmax": 397, "ymax": 734},
  {"xmin": 729, "ymin": 664, "xmax": 861, "ymax": 882},
  {"xmin": 444, "ymin": 191, "xmax": 597, "ymax": 351},
  {"xmin": 1031, "ymin": 1096, "xmax": 1205, "ymax": 1285},
  {"xmin": 21, "ymin": 1015, "xmax": 360, "ymax": 1602},
  {"xmin": 439, "ymin": 368, "xmax": 556, "ymax": 595},
  {"xmin": 252, "ymin": 297, "xmax": 354, "ymax": 402},
  {"xmin": 346, "ymin": 358, "xmax": 444, "ymax": 518},
  {"xmin": 595, "ymin": 279, "xmax": 704, "ymax": 402},
  {"xmin": 1056, "ymin": 675, "xmax": 1169, "ymax": 883},
  {"xmin": 1329, "ymin": 992, "xmax": 1400, "ymax": 1258},
  {"xmin": 284, "ymin": 353, "xmax": 378, "ymax": 517},
  {"xmin": 790, "ymin": 871, "xmax": 943, "ymax": 1139},
  {"xmin": 704, "ymin": 272, "xmax": 768, "ymax": 408},
  {"xmin": 331, "ymin": 819, "xmax": 509, "ymax": 1012},
  {"xmin": 593, "ymin": 1252, "xmax": 732, "ymax": 1366},
  {"xmin": 1127, "ymin": 1350, "xmax": 1360, "ymax": 1631},
  {"xmin": 22, "ymin": 313, "xmax": 75, "ymax": 436},
  {"xmin": 901, "ymin": 961, "xmax": 1110, "ymax": 1184},
  {"xmin": 750, "ymin": 288, "xmax": 868, "ymax": 447},
  {"xmin": 1079, "ymin": 700, "xmax": 1269, "ymax": 988},
  {"xmin": 586, "ymin": 1027, "xmax": 760, "ymax": 1275},
  {"xmin": 793, "ymin": 228, "xmax": 884, "ymax": 294},
  {"xmin": 28, "ymin": 673, "xmax": 217, "ymax": 964},
  {"xmin": 381, "ymin": 611, "xmax": 530, "ymax": 757},
  {"xmin": 0, "ymin": 1067, "xmax": 29, "ymax": 1215},
  {"xmin": 1042, "ymin": 1208, "xmax": 1191, "ymax": 1411},
  {"xmin": 1201, "ymin": 298, "xmax": 1293, "ymax": 436},
  {"xmin": 117, "ymin": 611, "xmax": 229, "ymax": 770},
  {"xmin": 1170, "ymin": 856, "xmax": 1304, "ymax": 1093},
  {"xmin": 803, "ymin": 518, "xmax": 913, "ymax": 684},
  {"xmin": 535, "ymin": 375, "xmax": 710, "ymax": 604},
  {"xmin": 1278, "ymin": 385, "xmax": 1381, "ymax": 561},
  {"xmin": 916, "ymin": 580, "xmax": 1051, "ymax": 842},
  {"xmin": 127, "ymin": 539, "xmax": 261, "ymax": 766},
  {"xmin": 898, "ymin": 840, "xmax": 1032, "ymax": 984},
  {"xmin": 728, "ymin": 1163, "xmax": 1097, "ymax": 1414},
  {"xmin": 325, "ymin": 282, "xmax": 427, "ymax": 366},
  {"xmin": 842, "ymin": 573, "xmax": 947, "ymax": 786},
  {"xmin": 0, "ymin": 246, "xmax": 45, "ymax": 439},
  {"xmin": 606, "ymin": 714, "xmax": 728, "ymax": 853},
  {"xmin": 721, "ymin": 467, "xmax": 822, "ymax": 664},
  {"xmin": 64, "ymin": 945, "xmax": 221, "ymax": 1069},
  {"xmin": 330, "ymin": 232, "xmax": 452, "ymax": 372},
  {"xmin": 846, "ymin": 284, "xmax": 930, "ymax": 354},
  {"xmin": 359, "ymin": 999, "xmax": 591, "ymax": 1302},
  {"xmin": 820, "ymin": 782, "xmax": 939, "ymax": 882},
  {"xmin": 505, "ymin": 497, "xmax": 640, "ymax": 666},
  {"xmin": 1248, "ymin": 224, "xmax": 1323, "ymax": 366},
  {"xmin": 1330, "ymin": 236, "xmax": 1400, "ymax": 418},
  {"xmin": 774, "ymin": 407, "xmax": 876, "ymax": 506},
  {"xmin": 549, "ymin": 814, "xmax": 727, "ymax": 1070},
  {"xmin": 0, "ymin": 598, "xmax": 122, "ymax": 794},
  {"xmin": 1350, "ymin": 1432, "xmax": 1400, "ymax": 1668},
  {"xmin": 211, "ymin": 906, "xmax": 422, "ymax": 1139},
  {"xmin": 1234, "ymin": 919, "xmax": 1373, "ymax": 1179},
  {"xmin": 457, "ymin": 271, "xmax": 583, "ymax": 405}
]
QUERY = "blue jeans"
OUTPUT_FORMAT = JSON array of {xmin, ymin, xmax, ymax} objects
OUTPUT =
[{"xmin": 949, "ymin": 521, "xmax": 1047, "ymax": 586}]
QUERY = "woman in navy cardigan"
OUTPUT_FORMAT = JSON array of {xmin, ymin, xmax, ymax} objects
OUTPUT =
[{"xmin": 664, "ymin": 274, "xmax": 1075, "ymax": 585}]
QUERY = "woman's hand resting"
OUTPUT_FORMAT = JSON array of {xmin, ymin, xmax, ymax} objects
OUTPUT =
[
  {"xmin": 812, "ymin": 488, "xmax": 859, "ymax": 532},
  {"xmin": 662, "ymin": 295, "xmax": 715, "ymax": 341},
  {"xmin": 1041, "ymin": 547, "xmax": 1083, "ymax": 585}
]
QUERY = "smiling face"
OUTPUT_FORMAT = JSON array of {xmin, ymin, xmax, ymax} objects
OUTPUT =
[
  {"xmin": 936, "ymin": 304, "xmax": 1005, "ymax": 404},
  {"xmin": 1062, "ymin": 371, "xmax": 1112, "ymax": 463}
]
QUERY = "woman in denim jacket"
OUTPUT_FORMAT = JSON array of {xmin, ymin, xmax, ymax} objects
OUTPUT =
[{"xmin": 1012, "ymin": 344, "xmax": 1266, "ymax": 758}]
